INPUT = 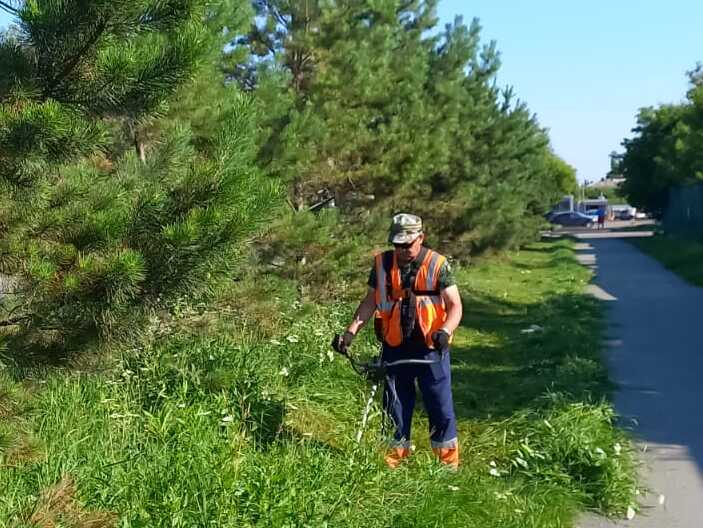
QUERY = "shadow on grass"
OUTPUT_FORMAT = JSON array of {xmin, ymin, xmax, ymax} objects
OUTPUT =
[
  {"xmin": 450, "ymin": 288, "xmax": 611, "ymax": 421},
  {"xmin": 0, "ymin": 329, "xmax": 105, "ymax": 380}
]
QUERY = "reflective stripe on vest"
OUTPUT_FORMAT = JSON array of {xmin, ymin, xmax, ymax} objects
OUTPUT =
[{"xmin": 374, "ymin": 249, "xmax": 448, "ymax": 348}]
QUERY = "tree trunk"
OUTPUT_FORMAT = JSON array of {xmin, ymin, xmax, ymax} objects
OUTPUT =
[{"xmin": 134, "ymin": 132, "xmax": 146, "ymax": 163}]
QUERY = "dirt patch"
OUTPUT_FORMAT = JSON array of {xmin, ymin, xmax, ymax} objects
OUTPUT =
[{"xmin": 22, "ymin": 475, "xmax": 117, "ymax": 528}]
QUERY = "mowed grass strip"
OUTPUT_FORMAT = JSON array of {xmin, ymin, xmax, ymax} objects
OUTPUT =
[
  {"xmin": 452, "ymin": 239, "xmax": 611, "ymax": 419},
  {"xmin": 632, "ymin": 233, "xmax": 703, "ymax": 286},
  {"xmin": 0, "ymin": 239, "xmax": 637, "ymax": 527}
]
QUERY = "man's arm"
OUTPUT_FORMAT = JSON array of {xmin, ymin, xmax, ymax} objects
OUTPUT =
[
  {"xmin": 440, "ymin": 284, "xmax": 462, "ymax": 335},
  {"xmin": 346, "ymin": 287, "xmax": 376, "ymax": 335}
]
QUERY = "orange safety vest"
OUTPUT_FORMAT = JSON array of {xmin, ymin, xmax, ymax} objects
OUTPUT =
[{"xmin": 374, "ymin": 248, "xmax": 448, "ymax": 348}]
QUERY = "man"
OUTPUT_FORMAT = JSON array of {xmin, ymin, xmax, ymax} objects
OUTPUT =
[
  {"xmin": 334, "ymin": 213, "xmax": 463, "ymax": 469},
  {"xmin": 597, "ymin": 207, "xmax": 606, "ymax": 230}
]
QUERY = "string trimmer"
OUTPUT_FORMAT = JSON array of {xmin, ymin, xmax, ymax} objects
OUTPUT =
[{"xmin": 331, "ymin": 335, "xmax": 444, "ymax": 443}]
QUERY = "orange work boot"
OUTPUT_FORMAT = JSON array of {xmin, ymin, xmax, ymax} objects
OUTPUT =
[
  {"xmin": 432, "ymin": 445, "xmax": 459, "ymax": 470},
  {"xmin": 384, "ymin": 447, "xmax": 411, "ymax": 469}
]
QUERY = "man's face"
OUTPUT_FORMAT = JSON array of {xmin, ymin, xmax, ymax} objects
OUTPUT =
[{"xmin": 393, "ymin": 234, "xmax": 424, "ymax": 264}]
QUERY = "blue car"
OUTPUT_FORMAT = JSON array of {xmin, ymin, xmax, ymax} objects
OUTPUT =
[{"xmin": 550, "ymin": 211, "xmax": 595, "ymax": 227}]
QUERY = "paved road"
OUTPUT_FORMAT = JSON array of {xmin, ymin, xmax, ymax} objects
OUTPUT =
[{"xmin": 575, "ymin": 232, "xmax": 703, "ymax": 527}]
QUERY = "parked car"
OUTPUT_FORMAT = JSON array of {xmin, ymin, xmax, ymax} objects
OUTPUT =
[
  {"xmin": 614, "ymin": 209, "xmax": 635, "ymax": 220},
  {"xmin": 545, "ymin": 210, "xmax": 567, "ymax": 222},
  {"xmin": 549, "ymin": 211, "xmax": 595, "ymax": 227}
]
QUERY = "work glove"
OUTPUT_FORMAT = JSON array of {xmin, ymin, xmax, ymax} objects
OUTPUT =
[
  {"xmin": 431, "ymin": 329, "xmax": 450, "ymax": 351},
  {"xmin": 332, "ymin": 331, "xmax": 355, "ymax": 355}
]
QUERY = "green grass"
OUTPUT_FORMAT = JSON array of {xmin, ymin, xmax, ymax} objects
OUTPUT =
[
  {"xmin": 633, "ymin": 233, "xmax": 703, "ymax": 286},
  {"xmin": 0, "ymin": 239, "xmax": 637, "ymax": 527}
]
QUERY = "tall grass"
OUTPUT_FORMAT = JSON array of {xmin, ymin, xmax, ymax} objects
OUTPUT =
[{"xmin": 0, "ymin": 238, "xmax": 637, "ymax": 527}]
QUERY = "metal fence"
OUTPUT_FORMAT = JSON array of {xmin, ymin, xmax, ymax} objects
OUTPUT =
[{"xmin": 664, "ymin": 183, "xmax": 703, "ymax": 235}]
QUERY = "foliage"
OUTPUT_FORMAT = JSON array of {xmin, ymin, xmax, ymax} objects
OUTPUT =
[
  {"xmin": 0, "ymin": 1, "xmax": 279, "ymax": 347},
  {"xmin": 619, "ymin": 64, "xmax": 703, "ymax": 217},
  {"xmin": 547, "ymin": 154, "xmax": 579, "ymax": 196},
  {"xmin": 236, "ymin": 1, "xmax": 576, "ymax": 254},
  {"xmin": 253, "ymin": 208, "xmax": 382, "ymax": 301}
]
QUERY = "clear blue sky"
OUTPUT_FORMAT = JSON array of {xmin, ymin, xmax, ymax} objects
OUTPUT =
[
  {"xmin": 437, "ymin": 0, "xmax": 703, "ymax": 182},
  {"xmin": 3, "ymin": 2, "xmax": 702, "ymax": 182}
]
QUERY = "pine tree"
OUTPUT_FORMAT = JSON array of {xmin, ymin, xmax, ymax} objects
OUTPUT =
[
  {"xmin": 0, "ymin": 1, "xmax": 278, "ymax": 348},
  {"xmin": 235, "ymin": 1, "xmax": 578, "ymax": 253}
]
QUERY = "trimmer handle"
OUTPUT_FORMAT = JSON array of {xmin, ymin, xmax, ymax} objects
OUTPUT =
[{"xmin": 331, "ymin": 334, "xmax": 347, "ymax": 356}]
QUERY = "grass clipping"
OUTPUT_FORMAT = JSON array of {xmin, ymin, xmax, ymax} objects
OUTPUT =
[{"xmin": 24, "ymin": 475, "xmax": 117, "ymax": 528}]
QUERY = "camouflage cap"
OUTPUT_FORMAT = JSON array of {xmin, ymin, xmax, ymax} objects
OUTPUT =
[{"xmin": 388, "ymin": 213, "xmax": 423, "ymax": 244}]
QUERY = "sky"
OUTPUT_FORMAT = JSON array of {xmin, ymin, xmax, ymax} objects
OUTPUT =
[
  {"xmin": 2, "ymin": 2, "xmax": 702, "ymax": 182},
  {"xmin": 436, "ymin": 1, "xmax": 703, "ymax": 182}
]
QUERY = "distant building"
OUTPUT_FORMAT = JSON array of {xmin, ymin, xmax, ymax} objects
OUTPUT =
[
  {"xmin": 578, "ymin": 196, "xmax": 608, "ymax": 218},
  {"xmin": 552, "ymin": 195, "xmax": 574, "ymax": 213},
  {"xmin": 587, "ymin": 177, "xmax": 625, "ymax": 190}
]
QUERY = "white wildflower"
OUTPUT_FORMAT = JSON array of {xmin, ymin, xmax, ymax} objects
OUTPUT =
[
  {"xmin": 614, "ymin": 442, "xmax": 622, "ymax": 456},
  {"xmin": 626, "ymin": 506, "xmax": 636, "ymax": 520},
  {"xmin": 448, "ymin": 485, "xmax": 460, "ymax": 492},
  {"xmin": 489, "ymin": 460, "xmax": 497, "ymax": 467},
  {"xmin": 109, "ymin": 412, "xmax": 139, "ymax": 419},
  {"xmin": 280, "ymin": 367, "xmax": 290, "ymax": 377},
  {"xmin": 489, "ymin": 468, "xmax": 501, "ymax": 477},
  {"xmin": 286, "ymin": 335, "xmax": 299, "ymax": 343},
  {"xmin": 177, "ymin": 403, "xmax": 186, "ymax": 408}
]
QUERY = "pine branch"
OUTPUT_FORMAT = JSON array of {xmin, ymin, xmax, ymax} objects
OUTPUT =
[
  {"xmin": 44, "ymin": 18, "xmax": 108, "ymax": 99},
  {"xmin": 0, "ymin": 1, "xmax": 18, "ymax": 16},
  {"xmin": 0, "ymin": 315, "xmax": 29, "ymax": 327}
]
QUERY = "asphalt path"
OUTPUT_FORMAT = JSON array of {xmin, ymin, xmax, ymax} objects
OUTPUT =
[{"xmin": 571, "ymin": 230, "xmax": 703, "ymax": 527}]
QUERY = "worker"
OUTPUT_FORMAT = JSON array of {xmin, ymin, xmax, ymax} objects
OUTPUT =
[
  {"xmin": 334, "ymin": 213, "xmax": 463, "ymax": 469},
  {"xmin": 597, "ymin": 207, "xmax": 606, "ymax": 230}
]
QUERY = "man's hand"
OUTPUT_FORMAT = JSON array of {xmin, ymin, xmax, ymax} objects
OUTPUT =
[
  {"xmin": 332, "ymin": 331, "xmax": 355, "ymax": 355},
  {"xmin": 431, "ymin": 329, "xmax": 450, "ymax": 351}
]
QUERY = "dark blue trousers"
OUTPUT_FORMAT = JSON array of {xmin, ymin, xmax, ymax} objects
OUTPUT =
[{"xmin": 381, "ymin": 344, "xmax": 458, "ymax": 449}]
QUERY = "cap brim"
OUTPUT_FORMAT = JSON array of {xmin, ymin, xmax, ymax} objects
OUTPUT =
[{"xmin": 390, "ymin": 232, "xmax": 421, "ymax": 244}]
